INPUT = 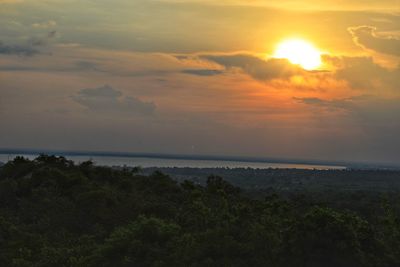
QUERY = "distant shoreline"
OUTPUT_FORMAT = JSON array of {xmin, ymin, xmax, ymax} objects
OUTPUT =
[{"xmin": 0, "ymin": 148, "xmax": 399, "ymax": 170}]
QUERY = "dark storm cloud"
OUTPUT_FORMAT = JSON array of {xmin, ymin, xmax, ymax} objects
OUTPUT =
[
  {"xmin": 202, "ymin": 54, "xmax": 303, "ymax": 81},
  {"xmin": 72, "ymin": 85, "xmax": 156, "ymax": 115},
  {"xmin": 182, "ymin": 69, "xmax": 224, "ymax": 76},
  {"xmin": 348, "ymin": 26, "xmax": 400, "ymax": 56}
]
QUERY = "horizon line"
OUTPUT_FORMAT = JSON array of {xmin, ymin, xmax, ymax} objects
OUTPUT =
[{"xmin": 0, "ymin": 148, "xmax": 399, "ymax": 170}]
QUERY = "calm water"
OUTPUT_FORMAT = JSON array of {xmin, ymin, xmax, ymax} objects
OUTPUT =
[{"xmin": 0, "ymin": 153, "xmax": 346, "ymax": 170}]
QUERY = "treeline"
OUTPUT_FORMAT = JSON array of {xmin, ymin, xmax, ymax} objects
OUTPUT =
[
  {"xmin": 142, "ymin": 167, "xmax": 400, "ymax": 192},
  {"xmin": 0, "ymin": 155, "xmax": 399, "ymax": 267}
]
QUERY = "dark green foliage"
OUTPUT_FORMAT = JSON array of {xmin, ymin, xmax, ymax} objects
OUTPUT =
[
  {"xmin": 0, "ymin": 156, "xmax": 399, "ymax": 267},
  {"xmin": 90, "ymin": 216, "xmax": 181, "ymax": 267},
  {"xmin": 282, "ymin": 207, "xmax": 381, "ymax": 267}
]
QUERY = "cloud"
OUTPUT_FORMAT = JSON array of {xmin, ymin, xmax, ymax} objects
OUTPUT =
[
  {"xmin": 77, "ymin": 85, "xmax": 122, "ymax": 98},
  {"xmin": 0, "ymin": 60, "xmax": 99, "ymax": 72},
  {"xmin": 202, "ymin": 54, "xmax": 304, "ymax": 81},
  {"xmin": 28, "ymin": 30, "xmax": 57, "ymax": 46},
  {"xmin": 293, "ymin": 95, "xmax": 400, "ymax": 162},
  {"xmin": 294, "ymin": 97, "xmax": 356, "ymax": 111},
  {"xmin": 73, "ymin": 61, "xmax": 99, "ymax": 71},
  {"xmin": 323, "ymin": 55, "xmax": 400, "ymax": 91},
  {"xmin": 295, "ymin": 95, "xmax": 400, "ymax": 139},
  {"xmin": 0, "ymin": 31, "xmax": 56, "ymax": 56},
  {"xmin": 0, "ymin": 42, "xmax": 39, "ymax": 56},
  {"xmin": 32, "ymin": 20, "xmax": 57, "ymax": 29},
  {"xmin": 295, "ymin": 94, "xmax": 400, "ymax": 120},
  {"xmin": 72, "ymin": 85, "xmax": 156, "ymax": 115},
  {"xmin": 157, "ymin": 0, "xmax": 399, "ymax": 10},
  {"xmin": 348, "ymin": 26, "xmax": 400, "ymax": 56},
  {"xmin": 0, "ymin": 0, "xmax": 23, "ymax": 3},
  {"xmin": 182, "ymin": 69, "xmax": 224, "ymax": 76},
  {"xmin": 295, "ymin": 97, "xmax": 328, "ymax": 105}
]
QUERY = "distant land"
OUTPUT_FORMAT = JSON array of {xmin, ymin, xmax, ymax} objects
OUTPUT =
[
  {"xmin": 0, "ymin": 148, "xmax": 399, "ymax": 170},
  {"xmin": 141, "ymin": 167, "xmax": 400, "ymax": 194}
]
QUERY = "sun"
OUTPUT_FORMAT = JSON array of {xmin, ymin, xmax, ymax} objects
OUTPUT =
[{"xmin": 273, "ymin": 39, "xmax": 322, "ymax": 70}]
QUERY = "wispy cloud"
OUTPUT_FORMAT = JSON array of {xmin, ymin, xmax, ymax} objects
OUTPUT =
[
  {"xmin": 72, "ymin": 85, "xmax": 156, "ymax": 116},
  {"xmin": 182, "ymin": 69, "xmax": 224, "ymax": 76},
  {"xmin": 32, "ymin": 20, "xmax": 57, "ymax": 29}
]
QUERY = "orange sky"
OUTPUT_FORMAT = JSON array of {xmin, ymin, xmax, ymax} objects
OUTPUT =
[{"xmin": 0, "ymin": 0, "xmax": 399, "ymax": 164}]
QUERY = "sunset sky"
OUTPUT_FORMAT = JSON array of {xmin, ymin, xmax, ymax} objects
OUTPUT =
[{"xmin": 0, "ymin": 0, "xmax": 399, "ymax": 164}]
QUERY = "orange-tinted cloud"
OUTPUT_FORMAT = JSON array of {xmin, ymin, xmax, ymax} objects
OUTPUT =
[
  {"xmin": 348, "ymin": 26, "xmax": 400, "ymax": 56},
  {"xmin": 324, "ymin": 55, "xmax": 400, "ymax": 92},
  {"xmin": 199, "ymin": 54, "xmax": 305, "ymax": 81}
]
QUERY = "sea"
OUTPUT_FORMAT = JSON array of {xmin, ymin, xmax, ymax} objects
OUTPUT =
[{"xmin": 0, "ymin": 153, "xmax": 346, "ymax": 170}]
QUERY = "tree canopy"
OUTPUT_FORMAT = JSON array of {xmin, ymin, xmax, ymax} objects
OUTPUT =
[{"xmin": 0, "ymin": 156, "xmax": 399, "ymax": 266}]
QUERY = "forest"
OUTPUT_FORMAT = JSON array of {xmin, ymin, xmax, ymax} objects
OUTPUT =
[{"xmin": 0, "ymin": 155, "xmax": 399, "ymax": 267}]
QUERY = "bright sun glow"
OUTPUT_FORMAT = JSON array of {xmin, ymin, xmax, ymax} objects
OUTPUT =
[{"xmin": 274, "ymin": 39, "xmax": 322, "ymax": 70}]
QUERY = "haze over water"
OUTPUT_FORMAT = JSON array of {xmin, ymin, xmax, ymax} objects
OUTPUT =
[{"xmin": 0, "ymin": 154, "xmax": 345, "ymax": 170}]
